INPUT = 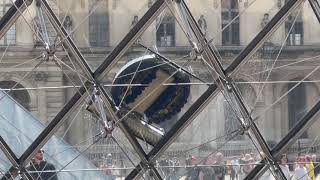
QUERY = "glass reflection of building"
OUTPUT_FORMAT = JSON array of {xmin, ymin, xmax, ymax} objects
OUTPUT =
[{"xmin": 0, "ymin": 0, "xmax": 319, "ymax": 169}]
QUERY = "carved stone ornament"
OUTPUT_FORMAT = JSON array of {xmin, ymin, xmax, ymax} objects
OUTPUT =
[
  {"xmin": 131, "ymin": 15, "xmax": 139, "ymax": 28},
  {"xmin": 213, "ymin": 0, "xmax": 218, "ymax": 9},
  {"xmin": 63, "ymin": 15, "xmax": 73, "ymax": 30},
  {"xmin": 34, "ymin": 72, "xmax": 48, "ymax": 82},
  {"xmin": 148, "ymin": 0, "xmax": 153, "ymax": 7},
  {"xmin": 198, "ymin": 15, "xmax": 207, "ymax": 35}
]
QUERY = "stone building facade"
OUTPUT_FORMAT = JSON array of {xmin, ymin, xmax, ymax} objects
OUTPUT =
[{"xmin": 1, "ymin": 0, "xmax": 320, "ymax": 162}]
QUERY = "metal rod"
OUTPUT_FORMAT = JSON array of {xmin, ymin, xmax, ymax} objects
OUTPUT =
[
  {"xmin": 0, "ymin": 0, "xmax": 33, "ymax": 40},
  {"xmin": 125, "ymin": 165, "xmax": 143, "ymax": 180},
  {"xmin": 1, "ymin": 166, "xmax": 17, "ymax": 180},
  {"xmin": 0, "ymin": 136, "xmax": 19, "ymax": 168},
  {"xmin": 5, "ymin": 80, "xmax": 320, "ymax": 91},
  {"xmin": 138, "ymin": 43, "xmax": 207, "ymax": 83},
  {"xmin": 20, "ymin": 168, "xmax": 33, "ymax": 180},
  {"xmin": 150, "ymin": 167, "xmax": 163, "ymax": 180},
  {"xmin": 309, "ymin": 0, "xmax": 320, "ymax": 23}
]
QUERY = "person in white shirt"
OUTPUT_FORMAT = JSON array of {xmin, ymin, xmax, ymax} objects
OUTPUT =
[
  {"xmin": 279, "ymin": 154, "xmax": 291, "ymax": 179},
  {"xmin": 293, "ymin": 156, "xmax": 309, "ymax": 180}
]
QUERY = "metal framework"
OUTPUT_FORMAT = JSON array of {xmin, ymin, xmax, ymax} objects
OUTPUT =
[{"xmin": 0, "ymin": 0, "xmax": 320, "ymax": 179}]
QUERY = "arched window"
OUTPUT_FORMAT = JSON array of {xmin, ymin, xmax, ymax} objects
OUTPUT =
[
  {"xmin": 288, "ymin": 81, "xmax": 307, "ymax": 137},
  {"xmin": 89, "ymin": 0, "xmax": 109, "ymax": 47},
  {"xmin": 285, "ymin": 0, "xmax": 303, "ymax": 45},
  {"xmin": 221, "ymin": 0, "xmax": 240, "ymax": 45},
  {"xmin": 0, "ymin": 0, "xmax": 15, "ymax": 45},
  {"xmin": 156, "ymin": 16, "xmax": 175, "ymax": 47},
  {"xmin": 0, "ymin": 81, "xmax": 30, "ymax": 110}
]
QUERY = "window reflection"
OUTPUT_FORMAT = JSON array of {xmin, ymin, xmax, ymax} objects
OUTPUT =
[
  {"xmin": 285, "ymin": 0, "xmax": 303, "ymax": 46},
  {"xmin": 0, "ymin": 0, "xmax": 15, "ymax": 45},
  {"xmin": 288, "ymin": 81, "xmax": 307, "ymax": 138},
  {"xmin": 156, "ymin": 16, "xmax": 175, "ymax": 47},
  {"xmin": 221, "ymin": 0, "xmax": 240, "ymax": 46},
  {"xmin": 89, "ymin": 0, "xmax": 109, "ymax": 47}
]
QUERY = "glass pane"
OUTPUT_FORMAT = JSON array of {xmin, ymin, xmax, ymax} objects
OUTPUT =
[
  {"xmin": 100, "ymin": 6, "xmax": 213, "ymax": 151},
  {"xmin": 154, "ymin": 93, "xmax": 263, "ymax": 180},
  {"xmin": 0, "ymin": 90, "xmax": 43, "ymax": 157},
  {"xmin": 230, "ymin": 1, "xmax": 320, "ymax": 149},
  {"xmin": 22, "ymin": 96, "xmax": 143, "ymax": 180}
]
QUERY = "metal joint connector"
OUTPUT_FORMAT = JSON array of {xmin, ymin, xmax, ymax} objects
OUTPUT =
[{"xmin": 222, "ymin": 77, "xmax": 234, "ymax": 92}]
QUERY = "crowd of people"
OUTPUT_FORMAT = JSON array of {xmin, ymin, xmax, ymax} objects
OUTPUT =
[
  {"xmin": 23, "ymin": 150, "xmax": 320, "ymax": 180},
  {"xmin": 177, "ymin": 153, "xmax": 320, "ymax": 180},
  {"xmin": 149, "ymin": 152, "xmax": 320, "ymax": 180}
]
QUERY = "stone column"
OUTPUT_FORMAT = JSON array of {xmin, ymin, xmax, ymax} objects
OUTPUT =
[{"xmin": 34, "ymin": 71, "xmax": 48, "ymax": 122}]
